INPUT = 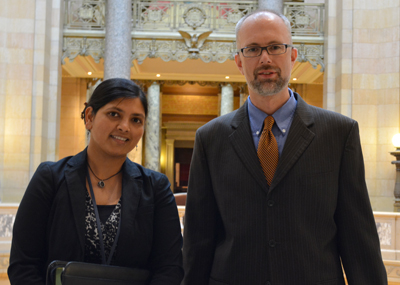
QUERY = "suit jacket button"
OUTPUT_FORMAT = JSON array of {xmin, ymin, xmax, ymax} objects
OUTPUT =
[
  {"xmin": 268, "ymin": 200, "xmax": 274, "ymax": 207},
  {"xmin": 269, "ymin": 240, "xmax": 276, "ymax": 247},
  {"xmin": 266, "ymin": 282, "xmax": 271, "ymax": 285}
]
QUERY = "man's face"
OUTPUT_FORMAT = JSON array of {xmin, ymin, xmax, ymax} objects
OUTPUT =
[{"xmin": 235, "ymin": 12, "xmax": 297, "ymax": 97}]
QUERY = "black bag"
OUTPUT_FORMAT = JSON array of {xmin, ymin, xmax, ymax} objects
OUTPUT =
[{"xmin": 46, "ymin": 260, "xmax": 150, "ymax": 285}]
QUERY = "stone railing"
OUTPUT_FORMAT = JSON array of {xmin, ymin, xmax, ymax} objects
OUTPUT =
[
  {"xmin": 64, "ymin": 1, "xmax": 324, "ymax": 37},
  {"xmin": 0, "ymin": 204, "xmax": 18, "ymax": 280},
  {"xmin": 375, "ymin": 212, "xmax": 400, "ymax": 260},
  {"xmin": 284, "ymin": 2, "xmax": 324, "ymax": 38},
  {"xmin": 64, "ymin": 0, "xmax": 256, "ymax": 35}
]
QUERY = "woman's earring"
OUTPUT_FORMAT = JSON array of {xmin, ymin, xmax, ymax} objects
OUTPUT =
[{"xmin": 136, "ymin": 145, "xmax": 138, "ymax": 151}]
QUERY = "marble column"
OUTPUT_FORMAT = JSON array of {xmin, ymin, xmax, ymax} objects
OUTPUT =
[
  {"xmin": 145, "ymin": 82, "xmax": 161, "ymax": 171},
  {"xmin": 259, "ymin": 0, "xmax": 283, "ymax": 13},
  {"xmin": 103, "ymin": 0, "xmax": 132, "ymax": 80},
  {"xmin": 220, "ymin": 84, "xmax": 234, "ymax": 116}
]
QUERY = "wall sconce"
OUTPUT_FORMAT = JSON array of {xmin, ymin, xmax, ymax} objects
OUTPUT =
[{"xmin": 390, "ymin": 134, "xmax": 400, "ymax": 212}]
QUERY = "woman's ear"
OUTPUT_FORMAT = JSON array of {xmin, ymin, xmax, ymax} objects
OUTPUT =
[{"xmin": 85, "ymin": 106, "xmax": 94, "ymax": 131}]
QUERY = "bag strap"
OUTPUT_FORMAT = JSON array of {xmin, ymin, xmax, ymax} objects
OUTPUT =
[{"xmin": 87, "ymin": 166, "xmax": 122, "ymax": 265}]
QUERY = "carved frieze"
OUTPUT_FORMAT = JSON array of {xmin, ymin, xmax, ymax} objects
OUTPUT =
[
  {"xmin": 62, "ymin": 37, "xmax": 104, "ymax": 64},
  {"xmin": 62, "ymin": 36, "xmax": 324, "ymax": 71},
  {"xmin": 133, "ymin": 80, "xmax": 247, "ymax": 91},
  {"xmin": 294, "ymin": 43, "xmax": 325, "ymax": 72}
]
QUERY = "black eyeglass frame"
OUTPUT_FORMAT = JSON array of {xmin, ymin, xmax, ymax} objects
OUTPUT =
[{"xmin": 238, "ymin": 44, "xmax": 294, "ymax": 58}]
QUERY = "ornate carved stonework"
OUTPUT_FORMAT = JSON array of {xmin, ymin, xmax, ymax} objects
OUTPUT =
[
  {"xmin": 62, "ymin": 37, "xmax": 104, "ymax": 64},
  {"xmin": 62, "ymin": 1, "xmax": 325, "ymax": 70},
  {"xmin": 294, "ymin": 43, "xmax": 325, "ymax": 72},
  {"xmin": 226, "ymin": 10, "xmax": 243, "ymax": 24},
  {"xmin": 134, "ymin": 79, "xmax": 247, "ymax": 91},
  {"xmin": 130, "ymin": 39, "xmax": 236, "ymax": 64},
  {"xmin": 376, "ymin": 222, "xmax": 392, "ymax": 246},
  {"xmin": 0, "ymin": 214, "xmax": 14, "ymax": 238},
  {"xmin": 284, "ymin": 3, "xmax": 324, "ymax": 37},
  {"xmin": 65, "ymin": 0, "xmax": 105, "ymax": 30},
  {"xmin": 183, "ymin": 6, "xmax": 207, "ymax": 29},
  {"xmin": 62, "ymin": 36, "xmax": 324, "ymax": 72}
]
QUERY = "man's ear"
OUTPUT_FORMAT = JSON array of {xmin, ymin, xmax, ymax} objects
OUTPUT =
[
  {"xmin": 235, "ymin": 53, "xmax": 244, "ymax": 75},
  {"xmin": 85, "ymin": 106, "xmax": 94, "ymax": 131},
  {"xmin": 290, "ymin": 47, "xmax": 298, "ymax": 68}
]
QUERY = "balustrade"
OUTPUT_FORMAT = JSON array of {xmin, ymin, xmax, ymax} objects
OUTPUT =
[{"xmin": 64, "ymin": 1, "xmax": 324, "ymax": 37}]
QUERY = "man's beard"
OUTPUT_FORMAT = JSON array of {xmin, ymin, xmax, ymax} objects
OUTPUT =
[{"xmin": 249, "ymin": 65, "xmax": 289, "ymax": 96}]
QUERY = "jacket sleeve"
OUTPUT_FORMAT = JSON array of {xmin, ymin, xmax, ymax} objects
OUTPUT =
[
  {"xmin": 147, "ymin": 174, "xmax": 184, "ymax": 285},
  {"xmin": 182, "ymin": 130, "xmax": 221, "ymax": 285},
  {"xmin": 8, "ymin": 163, "xmax": 55, "ymax": 285},
  {"xmin": 335, "ymin": 121, "xmax": 387, "ymax": 284}
]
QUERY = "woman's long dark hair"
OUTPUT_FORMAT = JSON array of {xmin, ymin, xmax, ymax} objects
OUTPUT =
[{"xmin": 81, "ymin": 78, "xmax": 148, "ymax": 123}]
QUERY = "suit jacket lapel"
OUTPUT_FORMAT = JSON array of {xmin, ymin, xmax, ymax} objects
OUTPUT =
[
  {"xmin": 116, "ymin": 159, "xmax": 143, "ymax": 263},
  {"xmin": 229, "ymin": 101, "xmax": 269, "ymax": 192},
  {"xmin": 64, "ymin": 149, "xmax": 88, "ymax": 254},
  {"xmin": 269, "ymin": 93, "xmax": 315, "ymax": 191}
]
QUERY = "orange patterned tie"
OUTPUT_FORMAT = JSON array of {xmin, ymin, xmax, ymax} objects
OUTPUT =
[{"xmin": 257, "ymin": 116, "xmax": 279, "ymax": 185}]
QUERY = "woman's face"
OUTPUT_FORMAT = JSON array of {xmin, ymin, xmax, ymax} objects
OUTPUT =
[{"xmin": 85, "ymin": 97, "xmax": 146, "ymax": 159}]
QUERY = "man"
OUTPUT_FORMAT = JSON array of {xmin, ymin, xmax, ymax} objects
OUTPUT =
[{"xmin": 182, "ymin": 9, "xmax": 387, "ymax": 285}]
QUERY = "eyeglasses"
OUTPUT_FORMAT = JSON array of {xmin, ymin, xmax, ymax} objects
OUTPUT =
[{"xmin": 238, "ymin": 44, "xmax": 293, "ymax": 58}]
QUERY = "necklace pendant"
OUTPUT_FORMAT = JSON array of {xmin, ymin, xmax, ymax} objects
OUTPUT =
[{"xmin": 98, "ymin": 181, "xmax": 105, "ymax": 188}]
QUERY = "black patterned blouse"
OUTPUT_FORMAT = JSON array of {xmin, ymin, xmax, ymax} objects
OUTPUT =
[{"xmin": 84, "ymin": 191, "xmax": 122, "ymax": 265}]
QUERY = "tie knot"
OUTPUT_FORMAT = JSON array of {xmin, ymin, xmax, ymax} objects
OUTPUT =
[{"xmin": 263, "ymin": 116, "xmax": 275, "ymax": 131}]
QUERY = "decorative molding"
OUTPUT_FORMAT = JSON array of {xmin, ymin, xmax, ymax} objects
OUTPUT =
[
  {"xmin": 62, "ymin": 37, "xmax": 104, "ymax": 64},
  {"xmin": 376, "ymin": 222, "xmax": 392, "ymax": 246},
  {"xmin": 179, "ymin": 30, "xmax": 212, "ymax": 52},
  {"xmin": 133, "ymin": 79, "xmax": 247, "ymax": 90},
  {"xmin": 62, "ymin": 37, "xmax": 324, "ymax": 72},
  {"xmin": 131, "ymin": 38, "xmax": 236, "ymax": 64},
  {"xmin": 294, "ymin": 43, "xmax": 325, "ymax": 72}
]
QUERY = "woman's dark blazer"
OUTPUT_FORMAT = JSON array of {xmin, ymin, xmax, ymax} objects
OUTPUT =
[{"xmin": 8, "ymin": 149, "xmax": 183, "ymax": 285}]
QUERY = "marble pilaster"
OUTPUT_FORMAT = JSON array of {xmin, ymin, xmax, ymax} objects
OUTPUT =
[
  {"xmin": 145, "ymin": 82, "xmax": 161, "ymax": 171},
  {"xmin": 323, "ymin": 0, "xmax": 400, "ymax": 211},
  {"xmin": 103, "ymin": 0, "xmax": 132, "ymax": 80},
  {"xmin": 1, "ymin": 0, "xmax": 63, "ymax": 202},
  {"xmin": 220, "ymin": 84, "xmax": 234, "ymax": 116},
  {"xmin": 259, "ymin": 0, "xmax": 283, "ymax": 13}
]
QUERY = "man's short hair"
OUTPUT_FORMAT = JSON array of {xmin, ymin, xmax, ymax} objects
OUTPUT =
[{"xmin": 235, "ymin": 9, "xmax": 292, "ymax": 48}]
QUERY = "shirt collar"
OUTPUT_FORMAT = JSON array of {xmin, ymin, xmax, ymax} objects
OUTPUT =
[{"xmin": 248, "ymin": 88, "xmax": 297, "ymax": 136}]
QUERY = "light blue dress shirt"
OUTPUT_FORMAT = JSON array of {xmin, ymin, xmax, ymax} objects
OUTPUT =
[{"xmin": 248, "ymin": 88, "xmax": 297, "ymax": 155}]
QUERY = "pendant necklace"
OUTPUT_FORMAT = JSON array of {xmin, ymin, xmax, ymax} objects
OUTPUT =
[{"xmin": 87, "ymin": 163, "xmax": 122, "ymax": 188}]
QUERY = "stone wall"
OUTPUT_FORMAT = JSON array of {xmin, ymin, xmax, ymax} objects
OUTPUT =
[{"xmin": 324, "ymin": 0, "xmax": 400, "ymax": 211}]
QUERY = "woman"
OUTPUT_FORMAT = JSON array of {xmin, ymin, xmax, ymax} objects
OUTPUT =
[{"xmin": 8, "ymin": 78, "xmax": 183, "ymax": 285}]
